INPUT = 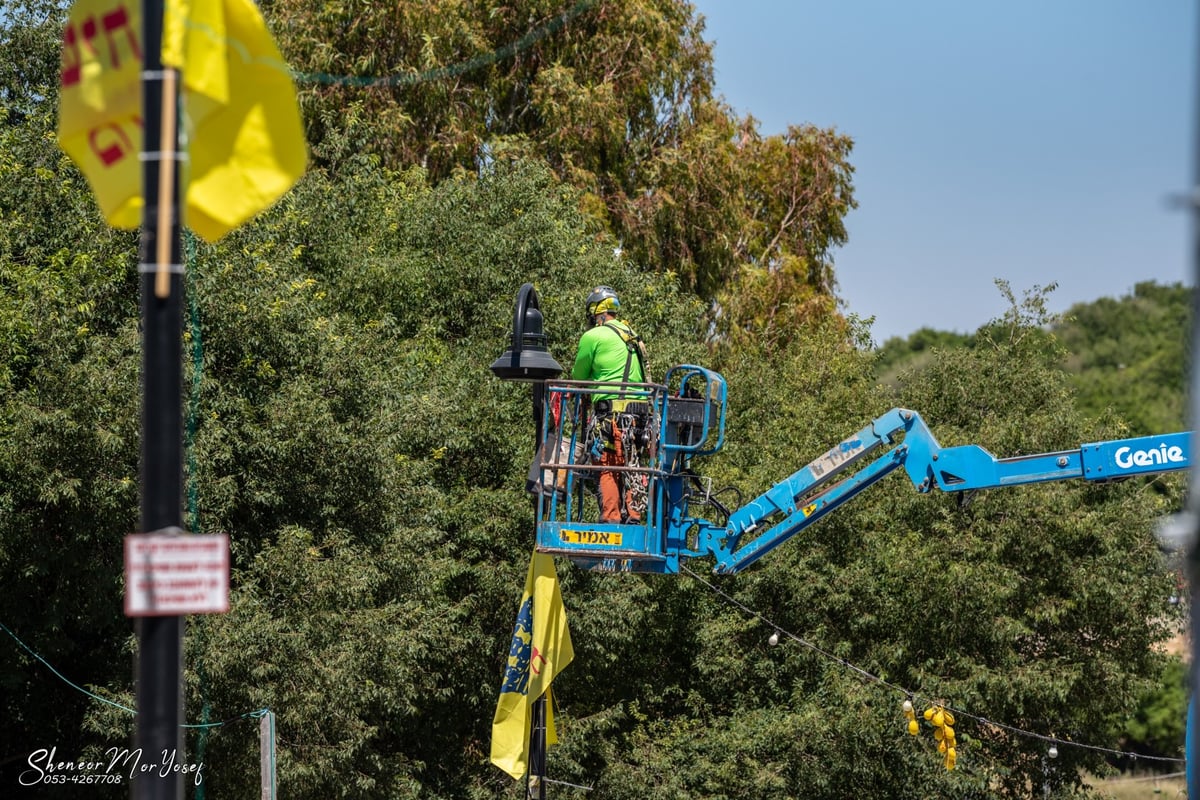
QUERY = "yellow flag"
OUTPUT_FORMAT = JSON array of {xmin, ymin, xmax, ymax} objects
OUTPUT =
[
  {"xmin": 57, "ymin": 0, "xmax": 306, "ymax": 241},
  {"xmin": 162, "ymin": 0, "xmax": 306, "ymax": 240},
  {"xmin": 490, "ymin": 551, "xmax": 574, "ymax": 780},
  {"xmin": 57, "ymin": 0, "xmax": 143, "ymax": 230}
]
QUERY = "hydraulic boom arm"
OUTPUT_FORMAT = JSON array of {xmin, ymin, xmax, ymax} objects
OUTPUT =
[{"xmin": 709, "ymin": 408, "xmax": 1190, "ymax": 573}]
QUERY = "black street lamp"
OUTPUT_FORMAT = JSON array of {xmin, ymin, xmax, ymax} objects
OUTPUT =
[
  {"xmin": 490, "ymin": 282, "xmax": 564, "ymax": 450},
  {"xmin": 491, "ymin": 282, "xmax": 563, "ymax": 799},
  {"xmin": 490, "ymin": 283, "xmax": 563, "ymax": 383}
]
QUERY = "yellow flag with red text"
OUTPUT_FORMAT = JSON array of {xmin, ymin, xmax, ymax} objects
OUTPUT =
[
  {"xmin": 57, "ymin": 0, "xmax": 306, "ymax": 241},
  {"xmin": 490, "ymin": 551, "xmax": 574, "ymax": 780},
  {"xmin": 57, "ymin": 0, "xmax": 142, "ymax": 230}
]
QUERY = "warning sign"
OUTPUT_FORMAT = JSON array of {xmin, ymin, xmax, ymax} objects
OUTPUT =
[{"xmin": 124, "ymin": 533, "xmax": 230, "ymax": 616}]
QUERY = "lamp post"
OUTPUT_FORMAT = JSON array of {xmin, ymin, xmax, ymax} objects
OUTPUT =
[
  {"xmin": 136, "ymin": 2, "xmax": 184, "ymax": 798},
  {"xmin": 490, "ymin": 283, "xmax": 563, "ymax": 800}
]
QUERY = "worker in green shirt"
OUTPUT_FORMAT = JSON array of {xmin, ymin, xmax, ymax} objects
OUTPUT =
[{"xmin": 572, "ymin": 286, "xmax": 649, "ymax": 523}]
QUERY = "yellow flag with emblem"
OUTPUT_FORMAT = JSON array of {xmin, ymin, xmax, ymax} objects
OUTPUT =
[
  {"xmin": 57, "ymin": 0, "xmax": 306, "ymax": 241},
  {"xmin": 490, "ymin": 551, "xmax": 574, "ymax": 780}
]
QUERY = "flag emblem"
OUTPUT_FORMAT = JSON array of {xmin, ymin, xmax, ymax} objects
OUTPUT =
[{"xmin": 500, "ymin": 597, "xmax": 535, "ymax": 695}]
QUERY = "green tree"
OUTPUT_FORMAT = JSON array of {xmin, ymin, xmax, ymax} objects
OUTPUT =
[
  {"xmin": 876, "ymin": 280, "xmax": 1191, "ymax": 436},
  {"xmin": 1057, "ymin": 280, "xmax": 1189, "ymax": 435},
  {"xmin": 0, "ymin": 0, "xmax": 63, "ymax": 124},
  {"xmin": 1121, "ymin": 655, "xmax": 1188, "ymax": 761},
  {"xmin": 269, "ymin": 0, "xmax": 856, "ymax": 340},
  {"xmin": 0, "ymin": 2, "xmax": 140, "ymax": 790},
  {"xmin": 875, "ymin": 326, "xmax": 976, "ymax": 385},
  {"xmin": 131, "ymin": 159, "xmax": 707, "ymax": 799},
  {"xmin": 864, "ymin": 288, "xmax": 1184, "ymax": 794}
]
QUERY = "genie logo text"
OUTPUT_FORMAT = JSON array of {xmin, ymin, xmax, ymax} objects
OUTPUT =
[{"xmin": 1113, "ymin": 443, "xmax": 1186, "ymax": 470}]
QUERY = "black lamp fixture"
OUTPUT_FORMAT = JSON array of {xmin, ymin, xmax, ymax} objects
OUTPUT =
[{"xmin": 490, "ymin": 283, "xmax": 563, "ymax": 382}]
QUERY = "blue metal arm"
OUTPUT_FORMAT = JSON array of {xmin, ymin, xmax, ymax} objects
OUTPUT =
[
  {"xmin": 712, "ymin": 410, "xmax": 1191, "ymax": 574},
  {"xmin": 916, "ymin": 431, "xmax": 1191, "ymax": 490},
  {"xmin": 532, "ymin": 366, "xmax": 1190, "ymax": 576}
]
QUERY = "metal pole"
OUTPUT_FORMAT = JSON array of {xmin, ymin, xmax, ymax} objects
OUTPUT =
[
  {"xmin": 492, "ymin": 282, "xmax": 561, "ymax": 798},
  {"xmin": 135, "ymin": 0, "xmax": 185, "ymax": 797},
  {"xmin": 528, "ymin": 698, "xmax": 547, "ymax": 800},
  {"xmin": 529, "ymin": 380, "xmax": 548, "ymax": 800},
  {"xmin": 260, "ymin": 711, "xmax": 277, "ymax": 800},
  {"xmin": 1187, "ymin": 2, "xmax": 1200, "ymax": 794}
]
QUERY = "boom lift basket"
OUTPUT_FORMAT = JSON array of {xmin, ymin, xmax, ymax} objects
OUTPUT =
[{"xmin": 535, "ymin": 365, "xmax": 727, "ymax": 573}]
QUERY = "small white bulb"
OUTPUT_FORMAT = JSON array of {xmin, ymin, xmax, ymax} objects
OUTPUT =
[
  {"xmin": 768, "ymin": 631, "xmax": 780, "ymax": 646},
  {"xmin": 902, "ymin": 699, "xmax": 913, "ymax": 714},
  {"xmin": 1048, "ymin": 745, "xmax": 1058, "ymax": 759}
]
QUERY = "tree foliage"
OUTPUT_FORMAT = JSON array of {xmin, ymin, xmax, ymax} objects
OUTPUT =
[
  {"xmin": 0, "ymin": 0, "xmax": 140, "ymax": 782},
  {"xmin": 268, "ymin": 0, "xmax": 856, "ymax": 342},
  {"xmin": 1057, "ymin": 280, "xmax": 1189, "ymax": 435},
  {"xmin": 0, "ymin": 2, "xmax": 1187, "ymax": 798},
  {"xmin": 878, "ymin": 279, "xmax": 1190, "ymax": 437}
]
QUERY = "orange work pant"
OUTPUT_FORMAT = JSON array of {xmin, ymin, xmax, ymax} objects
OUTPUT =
[{"xmin": 597, "ymin": 449, "xmax": 640, "ymax": 524}]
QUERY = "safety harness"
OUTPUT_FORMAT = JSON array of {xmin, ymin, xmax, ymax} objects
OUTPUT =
[{"xmin": 601, "ymin": 320, "xmax": 648, "ymax": 389}]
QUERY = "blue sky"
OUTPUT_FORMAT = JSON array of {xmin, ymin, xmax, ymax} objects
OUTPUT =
[{"xmin": 691, "ymin": 0, "xmax": 1195, "ymax": 343}]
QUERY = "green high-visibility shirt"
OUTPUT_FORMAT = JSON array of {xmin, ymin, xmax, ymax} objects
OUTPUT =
[{"xmin": 571, "ymin": 320, "xmax": 645, "ymax": 402}]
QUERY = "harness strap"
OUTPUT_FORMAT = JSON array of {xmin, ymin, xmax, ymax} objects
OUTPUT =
[{"xmin": 601, "ymin": 321, "xmax": 647, "ymax": 386}]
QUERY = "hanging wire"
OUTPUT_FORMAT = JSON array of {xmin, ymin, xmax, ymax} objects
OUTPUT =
[
  {"xmin": 544, "ymin": 777, "xmax": 593, "ymax": 792},
  {"xmin": 183, "ymin": 708, "xmax": 270, "ymax": 730},
  {"xmin": 0, "ymin": 621, "xmax": 134, "ymax": 715},
  {"xmin": 1101, "ymin": 770, "xmax": 1186, "ymax": 784},
  {"xmin": 2, "ymin": 619, "xmax": 265, "ymax": 730},
  {"xmin": 680, "ymin": 566, "xmax": 1186, "ymax": 765}
]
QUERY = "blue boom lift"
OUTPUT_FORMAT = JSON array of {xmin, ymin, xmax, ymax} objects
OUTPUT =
[{"xmin": 533, "ymin": 364, "xmax": 1191, "ymax": 574}]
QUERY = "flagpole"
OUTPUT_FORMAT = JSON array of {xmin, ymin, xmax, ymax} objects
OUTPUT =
[
  {"xmin": 136, "ymin": 0, "xmax": 185, "ymax": 797},
  {"xmin": 529, "ymin": 381, "xmax": 548, "ymax": 800},
  {"xmin": 489, "ymin": 284, "xmax": 562, "ymax": 796}
]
